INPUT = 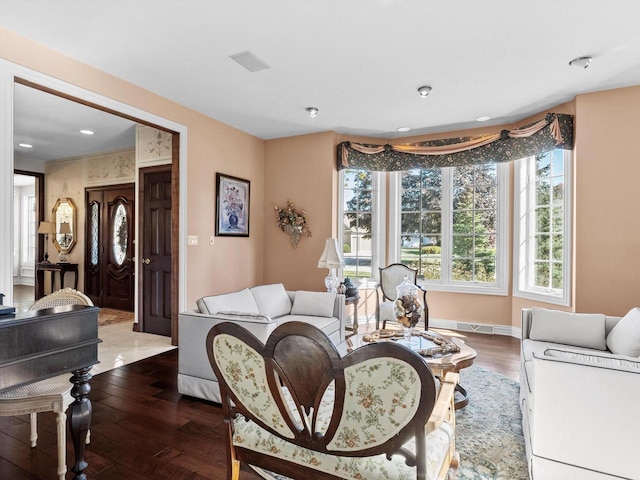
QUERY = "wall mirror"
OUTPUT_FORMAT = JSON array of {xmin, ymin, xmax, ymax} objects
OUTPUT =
[{"xmin": 52, "ymin": 197, "xmax": 77, "ymax": 253}]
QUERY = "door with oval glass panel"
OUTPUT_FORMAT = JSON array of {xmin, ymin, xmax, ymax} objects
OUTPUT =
[{"xmin": 85, "ymin": 185, "xmax": 135, "ymax": 310}]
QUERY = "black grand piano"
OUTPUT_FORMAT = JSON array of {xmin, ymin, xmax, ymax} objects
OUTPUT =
[{"xmin": 0, "ymin": 304, "xmax": 101, "ymax": 480}]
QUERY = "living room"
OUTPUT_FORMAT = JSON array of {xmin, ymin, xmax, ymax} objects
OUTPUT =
[{"xmin": 1, "ymin": 2, "xmax": 640, "ymax": 479}]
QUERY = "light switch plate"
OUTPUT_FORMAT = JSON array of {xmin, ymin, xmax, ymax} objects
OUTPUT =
[
  {"xmin": 187, "ymin": 235, "xmax": 198, "ymax": 246},
  {"xmin": 209, "ymin": 235, "xmax": 215, "ymax": 246}
]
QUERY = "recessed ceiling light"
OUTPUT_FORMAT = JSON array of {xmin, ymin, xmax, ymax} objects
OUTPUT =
[
  {"xmin": 397, "ymin": 127, "xmax": 411, "ymax": 132},
  {"xmin": 476, "ymin": 116, "xmax": 491, "ymax": 122},
  {"xmin": 569, "ymin": 56, "xmax": 592, "ymax": 69},
  {"xmin": 417, "ymin": 85, "xmax": 432, "ymax": 98},
  {"xmin": 19, "ymin": 143, "xmax": 33, "ymax": 148},
  {"xmin": 80, "ymin": 129, "xmax": 94, "ymax": 135},
  {"xmin": 306, "ymin": 107, "xmax": 319, "ymax": 118}
]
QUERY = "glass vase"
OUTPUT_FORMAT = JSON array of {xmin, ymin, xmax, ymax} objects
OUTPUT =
[{"xmin": 393, "ymin": 275, "xmax": 423, "ymax": 347}]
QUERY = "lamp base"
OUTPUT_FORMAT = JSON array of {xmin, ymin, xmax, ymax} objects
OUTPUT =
[
  {"xmin": 41, "ymin": 252, "xmax": 51, "ymax": 264},
  {"xmin": 324, "ymin": 268, "xmax": 338, "ymax": 293}
]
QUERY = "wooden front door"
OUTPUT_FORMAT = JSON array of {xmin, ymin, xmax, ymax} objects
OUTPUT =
[
  {"xmin": 85, "ymin": 185, "xmax": 135, "ymax": 310},
  {"xmin": 140, "ymin": 168, "xmax": 172, "ymax": 336}
]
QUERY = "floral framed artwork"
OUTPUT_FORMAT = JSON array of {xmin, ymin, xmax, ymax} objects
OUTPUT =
[{"xmin": 215, "ymin": 173, "xmax": 250, "ymax": 236}]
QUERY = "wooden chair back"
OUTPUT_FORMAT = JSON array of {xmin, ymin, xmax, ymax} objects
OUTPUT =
[
  {"xmin": 378, "ymin": 263, "xmax": 419, "ymax": 302},
  {"xmin": 207, "ymin": 321, "xmax": 444, "ymax": 479}
]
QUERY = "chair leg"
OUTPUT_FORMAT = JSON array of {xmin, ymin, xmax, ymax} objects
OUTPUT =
[
  {"xmin": 29, "ymin": 413, "xmax": 37, "ymax": 447},
  {"xmin": 56, "ymin": 411, "xmax": 67, "ymax": 480}
]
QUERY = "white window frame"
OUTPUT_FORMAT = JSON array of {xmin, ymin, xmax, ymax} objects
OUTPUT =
[
  {"xmin": 338, "ymin": 169, "xmax": 386, "ymax": 284},
  {"xmin": 389, "ymin": 163, "xmax": 509, "ymax": 295},
  {"xmin": 513, "ymin": 150, "xmax": 572, "ymax": 306}
]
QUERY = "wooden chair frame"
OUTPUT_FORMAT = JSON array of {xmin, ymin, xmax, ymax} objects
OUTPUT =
[
  {"xmin": 376, "ymin": 263, "xmax": 429, "ymax": 330},
  {"xmin": 207, "ymin": 321, "xmax": 458, "ymax": 480}
]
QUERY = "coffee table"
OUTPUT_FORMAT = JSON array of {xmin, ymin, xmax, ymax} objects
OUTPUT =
[{"xmin": 338, "ymin": 330, "xmax": 477, "ymax": 409}]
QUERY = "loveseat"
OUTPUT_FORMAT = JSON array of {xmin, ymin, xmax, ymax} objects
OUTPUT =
[
  {"xmin": 520, "ymin": 307, "xmax": 640, "ymax": 479},
  {"xmin": 178, "ymin": 283, "xmax": 345, "ymax": 403}
]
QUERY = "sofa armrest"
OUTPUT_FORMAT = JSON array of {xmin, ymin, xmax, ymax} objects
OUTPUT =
[
  {"xmin": 178, "ymin": 311, "xmax": 278, "ymax": 381},
  {"xmin": 521, "ymin": 308, "xmax": 532, "ymax": 341},
  {"xmin": 530, "ymin": 354, "xmax": 640, "ymax": 478}
]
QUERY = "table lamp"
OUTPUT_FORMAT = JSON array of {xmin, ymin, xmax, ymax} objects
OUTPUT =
[
  {"xmin": 37, "ymin": 221, "xmax": 56, "ymax": 263},
  {"xmin": 317, "ymin": 238, "xmax": 345, "ymax": 293},
  {"xmin": 58, "ymin": 222, "xmax": 72, "ymax": 263}
]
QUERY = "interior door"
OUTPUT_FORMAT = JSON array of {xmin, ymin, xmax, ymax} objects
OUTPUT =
[
  {"xmin": 141, "ymin": 168, "xmax": 172, "ymax": 336},
  {"xmin": 85, "ymin": 185, "xmax": 135, "ymax": 310}
]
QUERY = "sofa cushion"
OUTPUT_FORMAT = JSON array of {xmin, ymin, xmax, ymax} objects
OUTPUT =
[
  {"xmin": 529, "ymin": 307, "xmax": 607, "ymax": 350},
  {"xmin": 217, "ymin": 311, "xmax": 273, "ymax": 323},
  {"xmin": 606, "ymin": 307, "xmax": 640, "ymax": 357},
  {"xmin": 290, "ymin": 291, "xmax": 336, "ymax": 318},
  {"xmin": 544, "ymin": 348, "xmax": 640, "ymax": 371},
  {"xmin": 250, "ymin": 284, "xmax": 292, "ymax": 318},
  {"xmin": 197, "ymin": 288, "xmax": 260, "ymax": 315}
]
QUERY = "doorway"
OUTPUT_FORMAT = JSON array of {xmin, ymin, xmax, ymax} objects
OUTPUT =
[
  {"xmin": 12, "ymin": 171, "xmax": 44, "ymax": 311},
  {"xmin": 9, "ymin": 73, "xmax": 184, "ymax": 344},
  {"xmin": 85, "ymin": 184, "xmax": 135, "ymax": 311},
  {"xmin": 139, "ymin": 167, "xmax": 172, "ymax": 336}
]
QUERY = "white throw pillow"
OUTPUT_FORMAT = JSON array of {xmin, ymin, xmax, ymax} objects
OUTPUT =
[
  {"xmin": 607, "ymin": 307, "xmax": 640, "ymax": 357},
  {"xmin": 197, "ymin": 288, "xmax": 260, "ymax": 315},
  {"xmin": 250, "ymin": 283, "xmax": 292, "ymax": 318},
  {"xmin": 290, "ymin": 291, "xmax": 336, "ymax": 318},
  {"xmin": 529, "ymin": 307, "xmax": 607, "ymax": 350}
]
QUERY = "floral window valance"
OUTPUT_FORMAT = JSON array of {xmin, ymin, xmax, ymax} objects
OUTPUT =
[{"xmin": 337, "ymin": 113, "xmax": 573, "ymax": 171}]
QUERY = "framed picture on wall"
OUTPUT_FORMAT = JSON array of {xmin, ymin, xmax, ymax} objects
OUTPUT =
[{"xmin": 215, "ymin": 173, "xmax": 250, "ymax": 237}]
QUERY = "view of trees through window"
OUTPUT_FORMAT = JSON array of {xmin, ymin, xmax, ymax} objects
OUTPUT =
[
  {"xmin": 400, "ymin": 164, "xmax": 498, "ymax": 283},
  {"xmin": 533, "ymin": 150, "xmax": 564, "ymax": 290},
  {"xmin": 342, "ymin": 170, "xmax": 373, "ymax": 278}
]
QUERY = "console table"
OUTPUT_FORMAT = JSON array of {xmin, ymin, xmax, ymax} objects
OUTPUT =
[
  {"xmin": 36, "ymin": 262, "xmax": 79, "ymax": 299},
  {"xmin": 0, "ymin": 305, "xmax": 100, "ymax": 479}
]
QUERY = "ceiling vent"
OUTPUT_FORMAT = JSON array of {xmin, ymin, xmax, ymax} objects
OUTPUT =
[{"xmin": 229, "ymin": 51, "xmax": 270, "ymax": 72}]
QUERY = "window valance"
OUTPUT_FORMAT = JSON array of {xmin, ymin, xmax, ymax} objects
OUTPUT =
[{"xmin": 337, "ymin": 113, "xmax": 573, "ymax": 171}]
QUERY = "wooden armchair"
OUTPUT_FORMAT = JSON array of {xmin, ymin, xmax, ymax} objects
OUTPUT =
[{"xmin": 207, "ymin": 321, "xmax": 459, "ymax": 480}]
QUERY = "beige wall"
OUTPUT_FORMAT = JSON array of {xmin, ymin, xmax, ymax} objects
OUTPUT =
[
  {"xmin": 574, "ymin": 85, "xmax": 640, "ymax": 316},
  {"xmin": 263, "ymin": 132, "xmax": 338, "ymax": 291},
  {"xmin": 1, "ymin": 27, "xmax": 265, "ymax": 311}
]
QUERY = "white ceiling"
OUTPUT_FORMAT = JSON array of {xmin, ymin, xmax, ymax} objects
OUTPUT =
[{"xmin": 5, "ymin": 0, "xmax": 640, "ymax": 162}]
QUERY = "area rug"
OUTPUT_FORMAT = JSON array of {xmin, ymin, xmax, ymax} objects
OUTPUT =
[
  {"xmin": 250, "ymin": 365, "xmax": 528, "ymax": 480},
  {"xmin": 98, "ymin": 307, "xmax": 134, "ymax": 326}
]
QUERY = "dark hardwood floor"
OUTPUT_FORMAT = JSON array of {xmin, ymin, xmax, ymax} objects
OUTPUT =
[{"xmin": 0, "ymin": 331, "xmax": 520, "ymax": 479}]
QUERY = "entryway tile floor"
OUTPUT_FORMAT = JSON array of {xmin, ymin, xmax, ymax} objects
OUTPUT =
[{"xmin": 93, "ymin": 322, "xmax": 176, "ymax": 375}]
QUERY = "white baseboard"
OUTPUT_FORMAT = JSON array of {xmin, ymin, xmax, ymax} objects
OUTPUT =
[{"xmin": 354, "ymin": 315, "xmax": 522, "ymax": 338}]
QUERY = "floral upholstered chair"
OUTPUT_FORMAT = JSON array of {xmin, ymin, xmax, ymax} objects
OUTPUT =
[{"xmin": 207, "ymin": 321, "xmax": 459, "ymax": 480}]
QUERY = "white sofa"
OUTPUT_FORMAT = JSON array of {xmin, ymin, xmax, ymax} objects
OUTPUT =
[
  {"xmin": 520, "ymin": 307, "xmax": 640, "ymax": 480},
  {"xmin": 178, "ymin": 283, "xmax": 345, "ymax": 403}
]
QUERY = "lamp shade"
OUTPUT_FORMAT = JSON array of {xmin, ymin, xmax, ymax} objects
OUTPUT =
[
  {"xmin": 317, "ymin": 238, "xmax": 345, "ymax": 269},
  {"xmin": 58, "ymin": 222, "xmax": 72, "ymax": 234},
  {"xmin": 37, "ymin": 221, "xmax": 56, "ymax": 234}
]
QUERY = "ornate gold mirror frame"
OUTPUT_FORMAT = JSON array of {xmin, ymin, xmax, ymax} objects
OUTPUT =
[{"xmin": 52, "ymin": 197, "xmax": 77, "ymax": 254}]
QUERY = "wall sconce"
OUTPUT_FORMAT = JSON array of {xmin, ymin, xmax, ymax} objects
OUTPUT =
[
  {"xmin": 37, "ymin": 221, "xmax": 56, "ymax": 263},
  {"xmin": 317, "ymin": 238, "xmax": 345, "ymax": 293}
]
